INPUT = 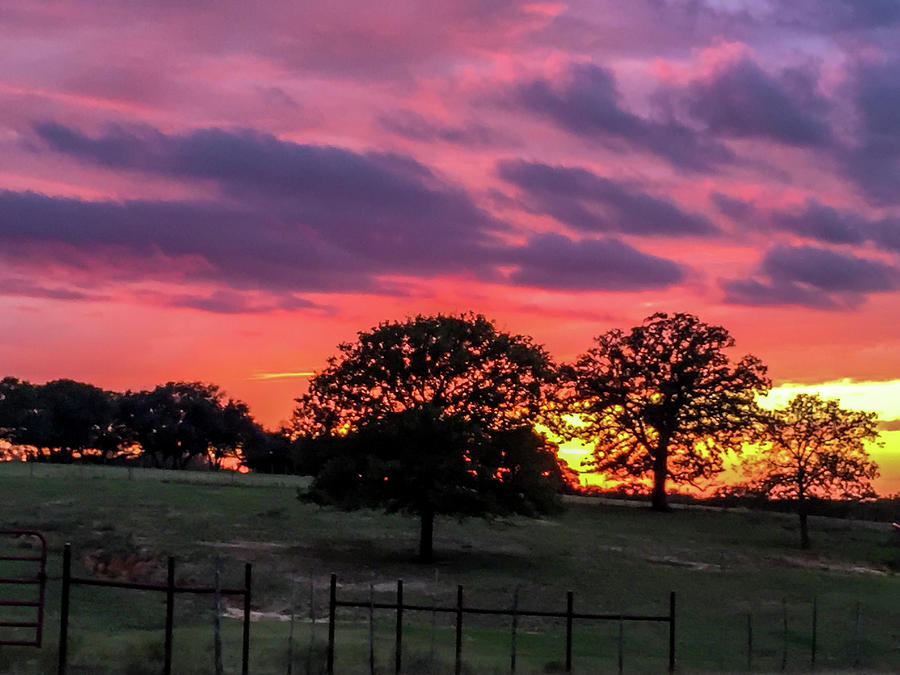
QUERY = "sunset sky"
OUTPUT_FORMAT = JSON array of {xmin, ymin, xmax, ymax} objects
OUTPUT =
[{"xmin": 1, "ymin": 1, "xmax": 898, "ymax": 492}]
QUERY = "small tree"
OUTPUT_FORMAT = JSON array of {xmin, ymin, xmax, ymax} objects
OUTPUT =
[
  {"xmin": 563, "ymin": 312, "xmax": 770, "ymax": 510},
  {"xmin": 744, "ymin": 393, "xmax": 880, "ymax": 548},
  {"xmin": 292, "ymin": 313, "xmax": 563, "ymax": 561}
]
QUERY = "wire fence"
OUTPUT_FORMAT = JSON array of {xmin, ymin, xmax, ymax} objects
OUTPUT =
[
  {"xmin": 2, "ymin": 554, "xmax": 897, "ymax": 673},
  {"xmin": 0, "ymin": 460, "xmax": 310, "ymax": 488}
]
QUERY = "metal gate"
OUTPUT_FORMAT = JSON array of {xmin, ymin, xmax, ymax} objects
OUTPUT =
[{"xmin": 0, "ymin": 530, "xmax": 47, "ymax": 647}]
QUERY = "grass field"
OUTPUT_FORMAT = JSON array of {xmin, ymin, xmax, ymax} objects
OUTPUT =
[{"xmin": 0, "ymin": 462, "xmax": 898, "ymax": 673}]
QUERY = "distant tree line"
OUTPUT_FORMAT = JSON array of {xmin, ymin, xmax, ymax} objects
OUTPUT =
[
  {"xmin": 1, "ymin": 311, "xmax": 882, "ymax": 552},
  {"xmin": 0, "ymin": 378, "xmax": 291, "ymax": 470}
]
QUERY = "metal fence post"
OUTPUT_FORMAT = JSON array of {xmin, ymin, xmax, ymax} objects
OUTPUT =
[
  {"xmin": 781, "ymin": 598, "xmax": 788, "ymax": 671},
  {"xmin": 455, "ymin": 584, "xmax": 463, "ymax": 675},
  {"xmin": 56, "ymin": 544, "xmax": 71, "ymax": 675},
  {"xmin": 242, "ymin": 563, "xmax": 252, "ymax": 675},
  {"xmin": 395, "ymin": 579, "xmax": 403, "ymax": 675},
  {"xmin": 307, "ymin": 577, "xmax": 316, "ymax": 675},
  {"xmin": 327, "ymin": 574, "xmax": 337, "ymax": 674},
  {"xmin": 565, "ymin": 590, "xmax": 573, "ymax": 672},
  {"xmin": 668, "ymin": 591, "xmax": 676, "ymax": 673},
  {"xmin": 369, "ymin": 584, "xmax": 375, "ymax": 675},
  {"xmin": 618, "ymin": 614, "xmax": 624, "ymax": 675},
  {"xmin": 213, "ymin": 557, "xmax": 223, "ymax": 675},
  {"xmin": 810, "ymin": 597, "xmax": 817, "ymax": 670},
  {"xmin": 164, "ymin": 557, "xmax": 175, "ymax": 675},
  {"xmin": 510, "ymin": 588, "xmax": 519, "ymax": 673},
  {"xmin": 747, "ymin": 613, "xmax": 753, "ymax": 671}
]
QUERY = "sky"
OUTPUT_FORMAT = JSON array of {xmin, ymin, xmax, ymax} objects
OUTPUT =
[{"xmin": 1, "ymin": 1, "xmax": 898, "ymax": 493}]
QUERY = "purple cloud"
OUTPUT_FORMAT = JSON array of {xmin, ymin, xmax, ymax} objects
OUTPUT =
[
  {"xmin": 771, "ymin": 201, "xmax": 867, "ymax": 245},
  {"xmin": 498, "ymin": 160, "xmax": 719, "ymax": 236},
  {"xmin": 762, "ymin": 245, "xmax": 899, "ymax": 293},
  {"xmin": 505, "ymin": 232, "xmax": 685, "ymax": 291},
  {"xmin": 710, "ymin": 192, "xmax": 757, "ymax": 221},
  {"xmin": 168, "ymin": 290, "xmax": 322, "ymax": 314},
  {"xmin": 510, "ymin": 63, "xmax": 734, "ymax": 171},
  {"xmin": 377, "ymin": 110, "xmax": 513, "ymax": 147},
  {"xmin": 771, "ymin": 200, "xmax": 900, "ymax": 252},
  {"xmin": 839, "ymin": 58, "xmax": 900, "ymax": 205},
  {"xmin": 680, "ymin": 59, "xmax": 832, "ymax": 147},
  {"xmin": 723, "ymin": 244, "xmax": 900, "ymax": 309},
  {"xmin": 0, "ymin": 190, "xmax": 376, "ymax": 294},
  {"xmin": 0, "ymin": 276, "xmax": 108, "ymax": 303},
  {"xmin": 721, "ymin": 278, "xmax": 843, "ymax": 310},
  {"xmin": 28, "ymin": 123, "xmax": 509, "ymax": 279}
]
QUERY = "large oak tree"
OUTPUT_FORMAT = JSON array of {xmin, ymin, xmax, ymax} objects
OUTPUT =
[
  {"xmin": 292, "ymin": 313, "xmax": 566, "ymax": 561},
  {"xmin": 563, "ymin": 313, "xmax": 770, "ymax": 510},
  {"xmin": 743, "ymin": 393, "xmax": 880, "ymax": 548}
]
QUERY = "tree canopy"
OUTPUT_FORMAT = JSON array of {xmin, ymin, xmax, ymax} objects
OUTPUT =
[
  {"xmin": 562, "ymin": 312, "xmax": 770, "ymax": 510},
  {"xmin": 743, "ymin": 393, "xmax": 880, "ymax": 548},
  {"xmin": 0, "ymin": 378, "xmax": 119, "ymax": 462},
  {"xmin": 119, "ymin": 382, "xmax": 258, "ymax": 469},
  {"xmin": 0, "ymin": 377, "xmax": 261, "ymax": 468},
  {"xmin": 292, "ymin": 313, "xmax": 566, "ymax": 561}
]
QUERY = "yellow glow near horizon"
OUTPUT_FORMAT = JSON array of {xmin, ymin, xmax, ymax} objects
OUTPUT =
[
  {"xmin": 762, "ymin": 378, "xmax": 900, "ymax": 422},
  {"xmin": 554, "ymin": 379, "xmax": 900, "ymax": 495}
]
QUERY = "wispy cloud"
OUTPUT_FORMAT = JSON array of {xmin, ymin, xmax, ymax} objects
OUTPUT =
[{"xmin": 250, "ymin": 371, "xmax": 316, "ymax": 381}]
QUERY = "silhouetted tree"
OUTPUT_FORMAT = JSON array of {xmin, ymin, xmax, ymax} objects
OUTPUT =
[
  {"xmin": 119, "ymin": 382, "xmax": 258, "ymax": 469},
  {"xmin": 563, "ymin": 313, "xmax": 770, "ymax": 511},
  {"xmin": 743, "ymin": 393, "xmax": 880, "ymax": 548},
  {"xmin": 0, "ymin": 378, "xmax": 121, "ymax": 462},
  {"xmin": 0, "ymin": 378, "xmax": 38, "ymax": 449},
  {"xmin": 208, "ymin": 399, "xmax": 259, "ymax": 469},
  {"xmin": 241, "ymin": 427, "xmax": 297, "ymax": 474},
  {"xmin": 293, "ymin": 313, "xmax": 563, "ymax": 561}
]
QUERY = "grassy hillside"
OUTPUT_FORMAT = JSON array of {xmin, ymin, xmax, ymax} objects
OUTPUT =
[{"xmin": 0, "ymin": 463, "xmax": 898, "ymax": 673}]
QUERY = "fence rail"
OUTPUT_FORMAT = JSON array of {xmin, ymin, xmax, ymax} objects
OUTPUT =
[
  {"xmin": 326, "ymin": 573, "xmax": 675, "ymax": 674},
  {"xmin": 57, "ymin": 543, "xmax": 252, "ymax": 675}
]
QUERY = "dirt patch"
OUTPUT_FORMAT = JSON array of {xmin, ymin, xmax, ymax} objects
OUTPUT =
[
  {"xmin": 83, "ymin": 549, "xmax": 166, "ymax": 583},
  {"xmin": 645, "ymin": 555, "xmax": 721, "ymax": 572},
  {"xmin": 771, "ymin": 555, "xmax": 890, "ymax": 576},
  {"xmin": 199, "ymin": 540, "xmax": 291, "ymax": 551},
  {"xmin": 221, "ymin": 605, "xmax": 293, "ymax": 622}
]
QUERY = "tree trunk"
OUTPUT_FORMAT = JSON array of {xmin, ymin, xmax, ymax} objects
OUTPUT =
[
  {"xmin": 799, "ymin": 502, "xmax": 810, "ymax": 549},
  {"xmin": 418, "ymin": 507, "xmax": 434, "ymax": 563},
  {"xmin": 651, "ymin": 443, "xmax": 670, "ymax": 512}
]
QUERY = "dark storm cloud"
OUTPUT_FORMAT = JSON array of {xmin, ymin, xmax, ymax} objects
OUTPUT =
[
  {"xmin": 511, "ymin": 63, "xmax": 734, "ymax": 171},
  {"xmin": 680, "ymin": 59, "xmax": 832, "ymax": 147},
  {"xmin": 497, "ymin": 160, "xmax": 718, "ymax": 236},
  {"xmin": 506, "ymin": 232, "xmax": 685, "ymax": 291},
  {"xmin": 377, "ymin": 110, "xmax": 513, "ymax": 147},
  {"xmin": 29, "ymin": 122, "xmax": 507, "ymax": 277}
]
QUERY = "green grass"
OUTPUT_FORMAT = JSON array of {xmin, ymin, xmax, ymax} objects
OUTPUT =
[{"xmin": 0, "ymin": 463, "xmax": 898, "ymax": 673}]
